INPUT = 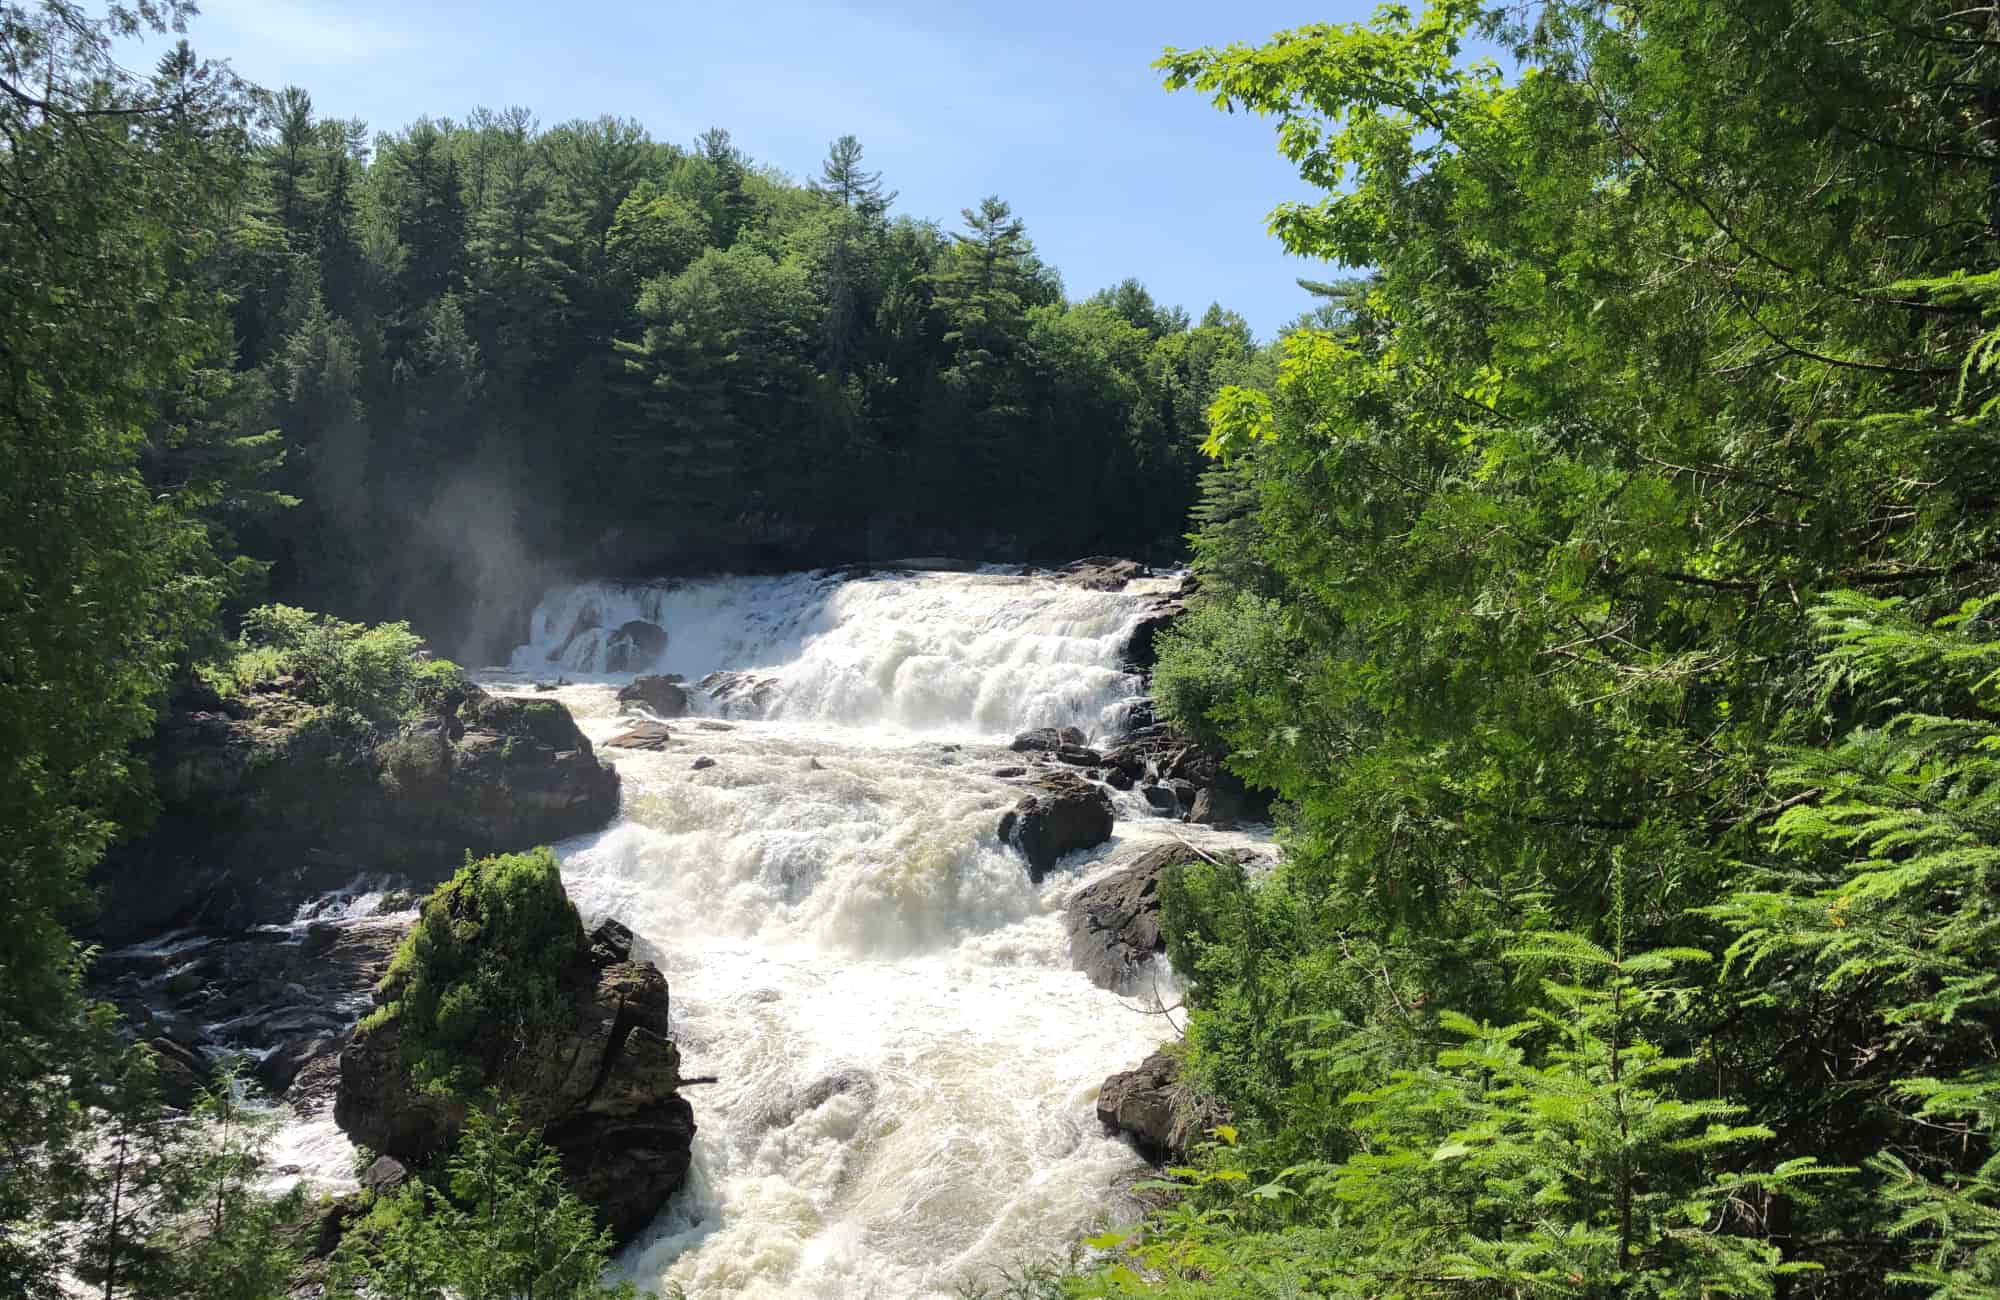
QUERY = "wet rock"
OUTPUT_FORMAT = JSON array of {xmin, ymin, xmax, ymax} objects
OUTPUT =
[
  {"xmin": 1124, "ymin": 594, "xmax": 1187, "ymax": 672},
  {"xmin": 256, "ymin": 1031, "xmax": 342, "ymax": 1095},
  {"xmin": 1056, "ymin": 556, "xmax": 1146, "ymax": 592},
  {"xmin": 691, "ymin": 756, "xmax": 716, "ymax": 771},
  {"xmin": 148, "ymin": 1035, "xmax": 213, "ymax": 1111},
  {"xmin": 1055, "ymin": 743, "xmax": 1104, "ymax": 767},
  {"xmin": 695, "ymin": 720, "xmax": 734, "ymax": 732},
  {"xmin": 89, "ymin": 684, "xmax": 619, "ymax": 943},
  {"xmin": 1010, "ymin": 725, "xmax": 1087, "ymax": 754},
  {"xmin": 1105, "ymin": 767, "xmax": 1135, "ymax": 791},
  {"xmin": 997, "ymin": 771, "xmax": 1115, "ymax": 882},
  {"xmin": 603, "ymin": 620, "xmax": 668, "ymax": 672},
  {"xmin": 1098, "ymin": 1050, "xmax": 1210, "ymax": 1162},
  {"xmin": 617, "ymin": 674, "xmax": 690, "ymax": 718},
  {"xmin": 699, "ymin": 670, "xmax": 782, "ymax": 716},
  {"xmin": 1188, "ymin": 785, "xmax": 1242, "ymax": 828},
  {"xmin": 1140, "ymin": 784, "xmax": 1179, "ymax": 814},
  {"xmin": 991, "ymin": 766, "xmax": 1028, "ymax": 779},
  {"xmin": 604, "ymin": 720, "xmax": 674, "ymax": 751},
  {"xmin": 336, "ymin": 917, "xmax": 695, "ymax": 1245}
]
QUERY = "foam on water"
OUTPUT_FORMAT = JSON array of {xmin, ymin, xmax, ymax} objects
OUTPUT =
[
  {"xmin": 508, "ymin": 569, "xmax": 1153, "ymax": 738},
  {"xmin": 271, "ymin": 567, "xmax": 1258, "ymax": 1298}
]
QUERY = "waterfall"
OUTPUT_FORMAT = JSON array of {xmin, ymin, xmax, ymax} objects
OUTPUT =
[
  {"xmin": 278, "ymin": 566, "xmax": 1263, "ymax": 1298},
  {"xmin": 507, "ymin": 569, "xmax": 1175, "ymax": 737}
]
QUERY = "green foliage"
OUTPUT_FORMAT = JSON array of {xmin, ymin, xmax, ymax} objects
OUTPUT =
[
  {"xmin": 333, "ymin": 1102, "xmax": 643, "ymax": 1300},
  {"xmin": 205, "ymin": 604, "xmax": 465, "ymax": 722},
  {"xmin": 1151, "ymin": 594, "xmax": 1298, "ymax": 752},
  {"xmin": 1121, "ymin": 1, "xmax": 2000, "ymax": 1296},
  {"xmin": 0, "ymin": 5, "xmax": 269, "ymax": 1293},
  {"xmin": 366, "ymin": 848, "xmax": 585, "ymax": 1096}
]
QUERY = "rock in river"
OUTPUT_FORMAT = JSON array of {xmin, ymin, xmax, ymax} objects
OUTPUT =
[{"xmin": 998, "ymin": 771, "xmax": 1114, "ymax": 881}]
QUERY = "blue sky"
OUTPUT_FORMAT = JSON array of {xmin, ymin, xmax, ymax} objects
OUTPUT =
[{"xmin": 163, "ymin": 0, "xmax": 1390, "ymax": 340}]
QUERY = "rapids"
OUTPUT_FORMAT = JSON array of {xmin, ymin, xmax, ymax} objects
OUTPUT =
[{"xmin": 291, "ymin": 566, "xmax": 1269, "ymax": 1297}]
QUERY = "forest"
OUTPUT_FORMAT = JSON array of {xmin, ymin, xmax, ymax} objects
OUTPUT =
[
  {"xmin": 12, "ymin": 0, "xmax": 2000, "ymax": 1297},
  {"xmin": 150, "ymin": 55, "xmax": 1265, "ymax": 655}
]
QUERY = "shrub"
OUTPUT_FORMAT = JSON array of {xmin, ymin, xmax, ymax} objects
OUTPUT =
[
  {"xmin": 364, "ymin": 848, "xmax": 585, "ymax": 1096},
  {"xmin": 203, "ymin": 604, "xmax": 466, "ymax": 722},
  {"xmin": 1150, "ymin": 591, "xmax": 1295, "ymax": 750}
]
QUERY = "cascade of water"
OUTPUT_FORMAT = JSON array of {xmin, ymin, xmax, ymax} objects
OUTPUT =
[
  {"xmin": 507, "ymin": 569, "xmax": 1162, "ymax": 738},
  {"xmin": 271, "ymin": 566, "xmax": 1262, "ymax": 1299}
]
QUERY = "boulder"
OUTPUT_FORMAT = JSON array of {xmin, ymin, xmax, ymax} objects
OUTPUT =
[
  {"xmin": 603, "ymin": 620, "xmax": 668, "ymax": 672},
  {"xmin": 1098, "ymin": 1050, "xmax": 1209, "ymax": 1162},
  {"xmin": 604, "ymin": 720, "xmax": 674, "ymax": 751},
  {"xmin": 991, "ymin": 765, "xmax": 1028, "ymax": 779},
  {"xmin": 1056, "ymin": 556, "xmax": 1146, "ymax": 592},
  {"xmin": 1140, "ymin": 784, "xmax": 1179, "ymax": 814},
  {"xmin": 997, "ymin": 771, "xmax": 1115, "ymax": 882},
  {"xmin": 1010, "ymin": 725, "xmax": 1087, "ymax": 754},
  {"xmin": 1055, "ymin": 743, "xmax": 1104, "ymax": 767},
  {"xmin": 88, "ymin": 684, "xmax": 620, "ymax": 943},
  {"xmin": 617, "ymin": 675, "xmax": 690, "ymax": 718},
  {"xmin": 691, "ymin": 756, "xmax": 716, "ymax": 771},
  {"xmin": 1105, "ymin": 767, "xmax": 1135, "ymax": 791},
  {"xmin": 336, "ymin": 917, "xmax": 695, "ymax": 1245},
  {"xmin": 1188, "ymin": 785, "xmax": 1242, "ymax": 828}
]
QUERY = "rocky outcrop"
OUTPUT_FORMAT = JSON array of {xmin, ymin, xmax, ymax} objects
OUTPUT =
[
  {"xmin": 1056, "ymin": 556, "xmax": 1146, "ymax": 592},
  {"xmin": 335, "ymin": 918, "xmax": 694, "ymax": 1245},
  {"xmin": 1097, "ymin": 1050, "xmax": 1213, "ymax": 1162},
  {"xmin": 1102, "ymin": 719, "xmax": 1272, "ymax": 827},
  {"xmin": 998, "ymin": 771, "xmax": 1115, "ymax": 881},
  {"xmin": 89, "ymin": 685, "xmax": 620, "ymax": 944},
  {"xmin": 618, "ymin": 674, "xmax": 690, "ymax": 718},
  {"xmin": 603, "ymin": 620, "xmax": 667, "ymax": 672}
]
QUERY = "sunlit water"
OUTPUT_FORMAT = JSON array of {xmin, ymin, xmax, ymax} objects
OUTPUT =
[{"xmin": 278, "ymin": 567, "xmax": 1266, "ymax": 1297}]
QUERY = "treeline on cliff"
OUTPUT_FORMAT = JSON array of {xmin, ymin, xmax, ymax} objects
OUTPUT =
[
  {"xmin": 200, "ymin": 84, "xmax": 1266, "ymax": 649},
  {"xmin": 1084, "ymin": 2, "xmax": 2000, "ymax": 1298}
]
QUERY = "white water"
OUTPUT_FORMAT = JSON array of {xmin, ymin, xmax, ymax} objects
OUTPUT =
[
  {"xmin": 300, "ymin": 568, "xmax": 1264, "ymax": 1297},
  {"xmin": 510, "ymin": 569, "xmax": 1180, "ymax": 738}
]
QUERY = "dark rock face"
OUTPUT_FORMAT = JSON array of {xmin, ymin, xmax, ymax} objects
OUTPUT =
[
  {"xmin": 998, "ymin": 771, "xmax": 1115, "ymax": 881},
  {"xmin": 89, "ymin": 685, "xmax": 620, "ymax": 944},
  {"xmin": 335, "ymin": 919, "xmax": 695, "ymax": 1245},
  {"xmin": 93, "ymin": 918, "xmax": 406, "ymax": 1111},
  {"xmin": 1010, "ymin": 725, "xmax": 1087, "ymax": 754},
  {"xmin": 1065, "ymin": 846, "xmax": 1181, "ymax": 993},
  {"xmin": 1055, "ymin": 743, "xmax": 1104, "ymax": 767},
  {"xmin": 1056, "ymin": 556, "xmax": 1146, "ymax": 592},
  {"xmin": 604, "ymin": 720, "xmax": 674, "ymax": 751},
  {"xmin": 1066, "ymin": 845, "xmax": 1265, "ymax": 993},
  {"xmin": 1123, "ymin": 597, "xmax": 1186, "ymax": 672},
  {"xmin": 618, "ymin": 674, "xmax": 690, "ymax": 718},
  {"xmin": 603, "ymin": 620, "xmax": 668, "ymax": 672},
  {"xmin": 1097, "ymin": 1050, "xmax": 1207, "ymax": 1162},
  {"xmin": 1140, "ymin": 784, "xmax": 1179, "ymax": 814}
]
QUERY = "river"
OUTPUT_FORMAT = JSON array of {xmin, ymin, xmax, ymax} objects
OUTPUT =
[{"xmin": 278, "ymin": 566, "xmax": 1269, "ymax": 1298}]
